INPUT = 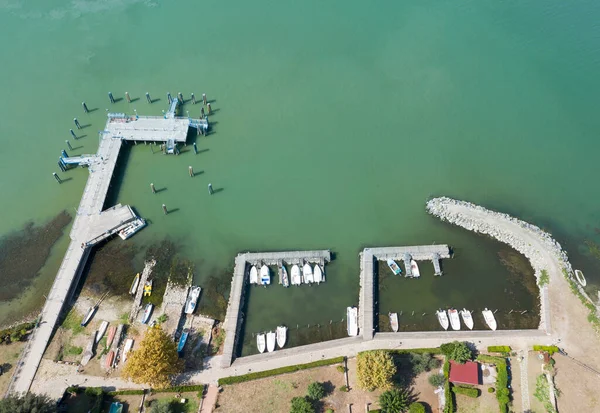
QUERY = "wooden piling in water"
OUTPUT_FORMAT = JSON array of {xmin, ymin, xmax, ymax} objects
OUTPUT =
[
  {"xmin": 189, "ymin": 166, "xmax": 194, "ymax": 177},
  {"xmin": 146, "ymin": 92, "xmax": 152, "ymax": 103},
  {"xmin": 108, "ymin": 92, "xmax": 115, "ymax": 104},
  {"xmin": 162, "ymin": 204, "xmax": 168, "ymax": 215},
  {"xmin": 125, "ymin": 92, "xmax": 131, "ymax": 103},
  {"xmin": 53, "ymin": 172, "xmax": 62, "ymax": 183},
  {"xmin": 150, "ymin": 183, "xmax": 156, "ymax": 194}
]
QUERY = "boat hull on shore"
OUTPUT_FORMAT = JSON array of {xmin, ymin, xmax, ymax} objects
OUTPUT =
[
  {"xmin": 177, "ymin": 328, "xmax": 189, "ymax": 353},
  {"xmin": 141, "ymin": 304, "xmax": 153, "ymax": 324},
  {"xmin": 129, "ymin": 273, "xmax": 140, "ymax": 295},
  {"xmin": 96, "ymin": 321, "xmax": 109, "ymax": 343}
]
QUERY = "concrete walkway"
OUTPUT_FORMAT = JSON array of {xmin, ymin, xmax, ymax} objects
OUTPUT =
[{"xmin": 199, "ymin": 385, "xmax": 219, "ymax": 413}]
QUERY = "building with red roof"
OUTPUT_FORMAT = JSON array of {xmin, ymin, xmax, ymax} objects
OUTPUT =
[{"xmin": 449, "ymin": 360, "xmax": 480, "ymax": 385}]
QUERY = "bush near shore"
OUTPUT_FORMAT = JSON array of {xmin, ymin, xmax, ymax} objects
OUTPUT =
[
  {"xmin": 0, "ymin": 321, "xmax": 36, "ymax": 344},
  {"xmin": 218, "ymin": 357, "xmax": 345, "ymax": 386}
]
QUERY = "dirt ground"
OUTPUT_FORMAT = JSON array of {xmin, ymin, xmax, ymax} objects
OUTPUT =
[
  {"xmin": 215, "ymin": 357, "xmax": 439, "ymax": 413},
  {"xmin": 0, "ymin": 341, "xmax": 25, "ymax": 394},
  {"xmin": 553, "ymin": 355, "xmax": 600, "ymax": 413}
]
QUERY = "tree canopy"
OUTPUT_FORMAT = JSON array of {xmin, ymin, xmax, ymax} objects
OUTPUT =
[
  {"xmin": 379, "ymin": 388, "xmax": 410, "ymax": 413},
  {"xmin": 290, "ymin": 396, "xmax": 315, "ymax": 413},
  {"xmin": 122, "ymin": 326, "xmax": 183, "ymax": 389},
  {"xmin": 440, "ymin": 341, "xmax": 473, "ymax": 364},
  {"xmin": 307, "ymin": 381, "xmax": 325, "ymax": 400},
  {"xmin": 150, "ymin": 400, "xmax": 175, "ymax": 413},
  {"xmin": 0, "ymin": 392, "xmax": 55, "ymax": 413},
  {"xmin": 428, "ymin": 373, "xmax": 446, "ymax": 388},
  {"xmin": 357, "ymin": 351, "xmax": 396, "ymax": 391},
  {"xmin": 408, "ymin": 402, "xmax": 426, "ymax": 413}
]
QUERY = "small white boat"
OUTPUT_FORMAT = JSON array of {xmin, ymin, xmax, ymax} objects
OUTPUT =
[
  {"xmin": 448, "ymin": 309, "xmax": 461, "ymax": 331},
  {"xmin": 436, "ymin": 309, "xmax": 449, "ymax": 330},
  {"xmin": 260, "ymin": 265, "xmax": 270, "ymax": 285},
  {"xmin": 81, "ymin": 306, "xmax": 97, "ymax": 327},
  {"xmin": 96, "ymin": 321, "xmax": 109, "ymax": 343},
  {"xmin": 347, "ymin": 306, "xmax": 358, "ymax": 337},
  {"xmin": 184, "ymin": 286, "xmax": 202, "ymax": 314},
  {"xmin": 460, "ymin": 309, "xmax": 474, "ymax": 330},
  {"xmin": 303, "ymin": 263, "xmax": 313, "ymax": 284},
  {"xmin": 291, "ymin": 264, "xmax": 302, "ymax": 285},
  {"xmin": 281, "ymin": 264, "xmax": 290, "ymax": 288},
  {"xmin": 575, "ymin": 270, "xmax": 586, "ymax": 287},
  {"xmin": 389, "ymin": 312, "xmax": 399, "ymax": 332},
  {"xmin": 118, "ymin": 218, "xmax": 146, "ymax": 240},
  {"xmin": 276, "ymin": 325, "xmax": 287, "ymax": 348},
  {"xmin": 141, "ymin": 303, "xmax": 153, "ymax": 324},
  {"xmin": 314, "ymin": 264, "xmax": 323, "ymax": 284},
  {"xmin": 482, "ymin": 308, "xmax": 497, "ymax": 331},
  {"xmin": 123, "ymin": 338, "xmax": 134, "ymax": 363},
  {"xmin": 266, "ymin": 331, "xmax": 276, "ymax": 352},
  {"xmin": 129, "ymin": 273, "xmax": 140, "ymax": 295},
  {"xmin": 387, "ymin": 259, "xmax": 402, "ymax": 275},
  {"xmin": 257, "ymin": 333, "xmax": 266, "ymax": 353},
  {"xmin": 249, "ymin": 265, "xmax": 258, "ymax": 284},
  {"xmin": 410, "ymin": 259, "xmax": 421, "ymax": 278}
]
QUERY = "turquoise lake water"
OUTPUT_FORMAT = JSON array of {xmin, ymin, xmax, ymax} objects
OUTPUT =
[{"xmin": 1, "ymin": 1, "xmax": 600, "ymax": 351}]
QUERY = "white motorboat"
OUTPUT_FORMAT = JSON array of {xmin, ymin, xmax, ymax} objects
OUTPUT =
[
  {"xmin": 260, "ymin": 265, "xmax": 271, "ymax": 285},
  {"xmin": 185, "ymin": 286, "xmax": 202, "ymax": 314},
  {"xmin": 314, "ymin": 264, "xmax": 323, "ymax": 284},
  {"xmin": 129, "ymin": 273, "xmax": 140, "ymax": 295},
  {"xmin": 118, "ymin": 218, "xmax": 146, "ymax": 240},
  {"xmin": 387, "ymin": 259, "xmax": 402, "ymax": 275},
  {"xmin": 460, "ymin": 309, "xmax": 474, "ymax": 330},
  {"xmin": 257, "ymin": 333, "xmax": 266, "ymax": 353},
  {"xmin": 448, "ymin": 309, "xmax": 461, "ymax": 331},
  {"xmin": 291, "ymin": 264, "xmax": 302, "ymax": 285},
  {"xmin": 303, "ymin": 263, "xmax": 313, "ymax": 284},
  {"xmin": 482, "ymin": 308, "xmax": 497, "ymax": 331},
  {"xmin": 410, "ymin": 259, "xmax": 421, "ymax": 278},
  {"xmin": 436, "ymin": 309, "xmax": 449, "ymax": 330},
  {"xmin": 266, "ymin": 331, "xmax": 276, "ymax": 352},
  {"xmin": 141, "ymin": 303, "xmax": 153, "ymax": 324},
  {"xmin": 347, "ymin": 306, "xmax": 359, "ymax": 336},
  {"xmin": 276, "ymin": 325, "xmax": 288, "ymax": 348},
  {"xmin": 389, "ymin": 312, "xmax": 399, "ymax": 332},
  {"xmin": 81, "ymin": 306, "xmax": 96, "ymax": 327},
  {"xmin": 249, "ymin": 265, "xmax": 258, "ymax": 284},
  {"xmin": 281, "ymin": 264, "xmax": 290, "ymax": 287},
  {"xmin": 123, "ymin": 338, "xmax": 134, "ymax": 363},
  {"xmin": 96, "ymin": 321, "xmax": 109, "ymax": 343}
]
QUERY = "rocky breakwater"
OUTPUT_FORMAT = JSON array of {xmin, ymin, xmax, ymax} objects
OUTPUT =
[{"xmin": 426, "ymin": 196, "xmax": 578, "ymax": 333}]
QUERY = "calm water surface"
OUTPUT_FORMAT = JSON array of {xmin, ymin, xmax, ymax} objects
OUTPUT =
[{"xmin": 1, "ymin": 2, "xmax": 599, "ymax": 351}]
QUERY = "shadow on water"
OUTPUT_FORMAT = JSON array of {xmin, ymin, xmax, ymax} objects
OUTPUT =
[
  {"xmin": 102, "ymin": 144, "xmax": 132, "ymax": 209},
  {"xmin": 166, "ymin": 208, "xmax": 180, "ymax": 215},
  {"xmin": 129, "ymin": 97, "xmax": 139, "ymax": 103},
  {"xmin": 212, "ymin": 188, "xmax": 224, "ymax": 194},
  {"xmin": 59, "ymin": 177, "xmax": 73, "ymax": 183}
]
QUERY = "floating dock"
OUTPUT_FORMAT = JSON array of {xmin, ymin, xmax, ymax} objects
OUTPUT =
[
  {"xmin": 9, "ymin": 101, "xmax": 208, "ymax": 395},
  {"xmin": 220, "ymin": 250, "xmax": 331, "ymax": 368}
]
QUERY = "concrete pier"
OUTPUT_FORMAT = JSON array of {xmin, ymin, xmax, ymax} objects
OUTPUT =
[
  {"xmin": 9, "ymin": 102, "xmax": 209, "ymax": 395},
  {"xmin": 221, "ymin": 250, "xmax": 332, "ymax": 368}
]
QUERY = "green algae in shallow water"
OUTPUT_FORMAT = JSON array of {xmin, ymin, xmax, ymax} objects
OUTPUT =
[
  {"xmin": 82, "ymin": 240, "xmax": 138, "ymax": 298},
  {"xmin": 0, "ymin": 211, "xmax": 71, "ymax": 302}
]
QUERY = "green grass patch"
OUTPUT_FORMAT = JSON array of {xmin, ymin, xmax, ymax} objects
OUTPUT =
[
  {"xmin": 487, "ymin": 346, "xmax": 511, "ymax": 355},
  {"xmin": 119, "ymin": 312, "xmax": 130, "ymax": 325},
  {"xmin": 538, "ymin": 269, "xmax": 550, "ymax": 287},
  {"xmin": 62, "ymin": 309, "xmax": 84, "ymax": 335},
  {"xmin": 67, "ymin": 346, "xmax": 83, "ymax": 355},
  {"xmin": 218, "ymin": 357, "xmax": 345, "ymax": 386},
  {"xmin": 533, "ymin": 374, "xmax": 557, "ymax": 413},
  {"xmin": 533, "ymin": 345, "xmax": 559, "ymax": 355}
]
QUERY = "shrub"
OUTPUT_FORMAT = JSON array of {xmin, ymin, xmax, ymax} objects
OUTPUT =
[
  {"xmin": 441, "ymin": 341, "xmax": 472, "ymax": 364},
  {"xmin": 336, "ymin": 365, "xmax": 346, "ymax": 373},
  {"xmin": 307, "ymin": 382, "xmax": 325, "ymax": 400},
  {"xmin": 488, "ymin": 387, "xmax": 495, "ymax": 393},
  {"xmin": 84, "ymin": 387, "xmax": 104, "ymax": 397},
  {"xmin": 533, "ymin": 345, "xmax": 559, "ymax": 355},
  {"xmin": 290, "ymin": 396, "xmax": 315, "ymax": 413},
  {"xmin": 443, "ymin": 360, "xmax": 450, "ymax": 378},
  {"xmin": 539, "ymin": 269, "xmax": 550, "ymax": 286},
  {"xmin": 408, "ymin": 402, "xmax": 426, "ymax": 413},
  {"xmin": 218, "ymin": 357, "xmax": 344, "ymax": 385},
  {"xmin": 428, "ymin": 373, "xmax": 445, "ymax": 388},
  {"xmin": 452, "ymin": 386, "xmax": 479, "ymax": 398},
  {"xmin": 443, "ymin": 381, "xmax": 454, "ymax": 413},
  {"xmin": 107, "ymin": 389, "xmax": 146, "ymax": 396},
  {"xmin": 325, "ymin": 409, "xmax": 334, "ymax": 413},
  {"xmin": 379, "ymin": 389, "xmax": 410, "ymax": 413},
  {"xmin": 410, "ymin": 352, "xmax": 440, "ymax": 375},
  {"xmin": 495, "ymin": 359, "xmax": 510, "ymax": 413},
  {"xmin": 487, "ymin": 346, "xmax": 511, "ymax": 354},
  {"xmin": 339, "ymin": 385, "xmax": 349, "ymax": 392}
]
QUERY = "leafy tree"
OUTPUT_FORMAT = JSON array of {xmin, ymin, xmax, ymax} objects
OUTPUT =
[
  {"xmin": 440, "ymin": 341, "xmax": 472, "ymax": 364},
  {"xmin": 0, "ymin": 392, "xmax": 55, "ymax": 413},
  {"xmin": 379, "ymin": 388, "xmax": 409, "ymax": 413},
  {"xmin": 290, "ymin": 396, "xmax": 315, "ymax": 413},
  {"xmin": 356, "ymin": 351, "xmax": 396, "ymax": 391},
  {"xmin": 410, "ymin": 353, "xmax": 440, "ymax": 375},
  {"xmin": 307, "ymin": 381, "xmax": 325, "ymax": 400},
  {"xmin": 408, "ymin": 402, "xmax": 426, "ymax": 413},
  {"xmin": 122, "ymin": 326, "xmax": 183, "ymax": 389},
  {"xmin": 428, "ymin": 373, "xmax": 445, "ymax": 388}
]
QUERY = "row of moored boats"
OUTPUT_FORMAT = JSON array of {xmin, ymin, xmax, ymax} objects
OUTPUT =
[
  {"xmin": 249, "ymin": 263, "xmax": 325, "ymax": 287},
  {"xmin": 386, "ymin": 258, "xmax": 421, "ymax": 277},
  {"xmin": 434, "ymin": 308, "xmax": 497, "ymax": 331},
  {"xmin": 256, "ymin": 326, "xmax": 288, "ymax": 353}
]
